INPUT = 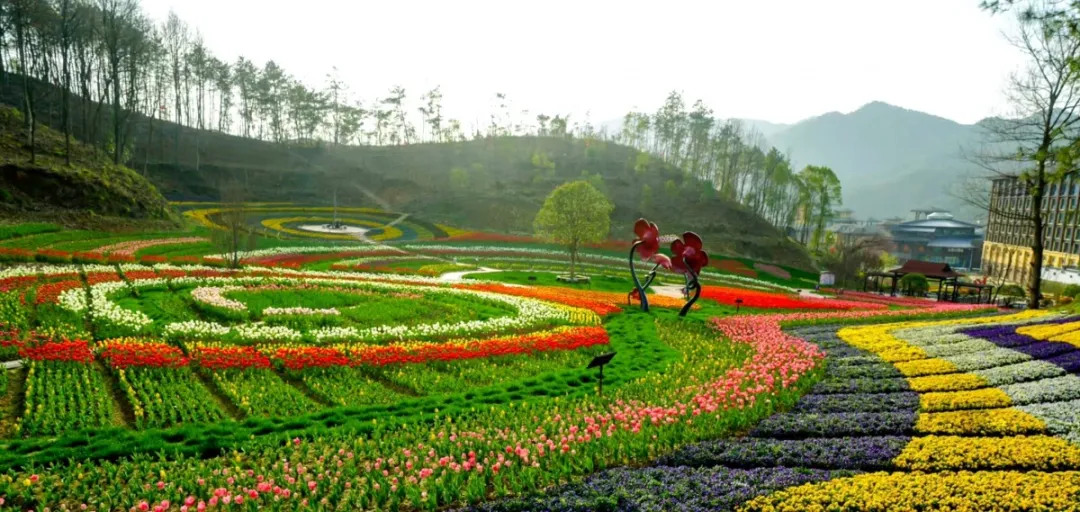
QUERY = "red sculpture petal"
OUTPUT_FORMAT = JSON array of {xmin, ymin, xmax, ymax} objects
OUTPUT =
[
  {"xmin": 683, "ymin": 232, "xmax": 703, "ymax": 251},
  {"xmin": 651, "ymin": 253, "xmax": 673, "ymax": 270},
  {"xmin": 634, "ymin": 219, "xmax": 649, "ymax": 238}
]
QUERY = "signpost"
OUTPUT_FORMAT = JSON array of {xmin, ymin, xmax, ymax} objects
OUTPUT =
[
  {"xmin": 587, "ymin": 352, "xmax": 616, "ymax": 397},
  {"xmin": 735, "ymin": 298, "xmax": 743, "ymax": 314}
]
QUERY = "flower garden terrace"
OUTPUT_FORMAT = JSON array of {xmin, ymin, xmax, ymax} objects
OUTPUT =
[{"xmin": 0, "ymin": 256, "xmax": 1027, "ymax": 511}]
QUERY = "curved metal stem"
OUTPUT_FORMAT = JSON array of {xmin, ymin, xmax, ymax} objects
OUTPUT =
[
  {"xmin": 679, "ymin": 258, "xmax": 702, "ymax": 317},
  {"xmin": 628, "ymin": 241, "xmax": 649, "ymax": 312}
]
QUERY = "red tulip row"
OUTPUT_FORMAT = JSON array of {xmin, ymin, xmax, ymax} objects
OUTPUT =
[
  {"xmin": 189, "ymin": 345, "xmax": 272, "ymax": 370},
  {"xmin": 699, "ymin": 286, "xmax": 886, "ymax": 311},
  {"xmin": 97, "ymin": 339, "xmax": 190, "ymax": 369},
  {"xmin": 20, "ymin": 340, "xmax": 95, "ymax": 363},
  {"xmin": 345, "ymin": 326, "xmax": 610, "ymax": 366}
]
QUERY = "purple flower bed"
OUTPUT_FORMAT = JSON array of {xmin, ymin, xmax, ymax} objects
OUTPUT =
[
  {"xmin": 963, "ymin": 323, "xmax": 1080, "ymax": 373},
  {"xmin": 1013, "ymin": 341, "xmax": 1077, "ymax": 359},
  {"xmin": 749, "ymin": 411, "xmax": 916, "ymax": 438},
  {"xmin": 1047, "ymin": 350, "xmax": 1080, "ymax": 372},
  {"xmin": 812, "ymin": 377, "xmax": 910, "ymax": 394},
  {"xmin": 793, "ymin": 392, "xmax": 920, "ymax": 414},
  {"xmin": 827, "ymin": 362, "xmax": 905, "ymax": 380},
  {"xmin": 657, "ymin": 436, "xmax": 909, "ymax": 470},
  {"xmin": 458, "ymin": 466, "xmax": 855, "ymax": 512}
]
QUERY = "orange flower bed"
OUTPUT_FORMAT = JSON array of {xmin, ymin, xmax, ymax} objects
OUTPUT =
[{"xmin": 458, "ymin": 283, "xmax": 690, "ymax": 314}]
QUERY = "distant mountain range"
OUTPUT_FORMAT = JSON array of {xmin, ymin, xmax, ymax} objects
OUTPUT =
[
  {"xmin": 605, "ymin": 101, "xmax": 997, "ymax": 222},
  {"xmin": 765, "ymin": 101, "xmax": 989, "ymax": 222}
]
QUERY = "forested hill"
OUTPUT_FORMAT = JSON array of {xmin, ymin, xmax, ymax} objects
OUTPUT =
[{"xmin": 0, "ymin": 81, "xmax": 811, "ymax": 269}]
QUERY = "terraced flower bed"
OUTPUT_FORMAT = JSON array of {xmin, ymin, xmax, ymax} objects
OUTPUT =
[{"xmin": 0, "ymin": 244, "xmax": 1054, "ymax": 511}]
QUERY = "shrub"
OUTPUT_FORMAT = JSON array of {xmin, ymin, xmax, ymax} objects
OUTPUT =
[
  {"xmin": 998, "ymin": 284, "xmax": 1026, "ymax": 298},
  {"xmin": 898, "ymin": 273, "xmax": 929, "ymax": 296},
  {"xmin": 1064, "ymin": 284, "xmax": 1080, "ymax": 298}
]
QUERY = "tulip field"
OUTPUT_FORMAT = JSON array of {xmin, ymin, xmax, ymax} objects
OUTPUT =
[{"xmin": 3, "ymin": 220, "xmax": 1080, "ymax": 510}]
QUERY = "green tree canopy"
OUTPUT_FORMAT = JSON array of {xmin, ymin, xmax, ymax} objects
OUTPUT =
[{"xmin": 534, "ymin": 180, "xmax": 613, "ymax": 278}]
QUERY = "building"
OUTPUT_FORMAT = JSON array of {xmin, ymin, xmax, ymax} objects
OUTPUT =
[
  {"xmin": 982, "ymin": 176, "xmax": 1080, "ymax": 284},
  {"xmin": 888, "ymin": 212, "xmax": 984, "ymax": 269}
]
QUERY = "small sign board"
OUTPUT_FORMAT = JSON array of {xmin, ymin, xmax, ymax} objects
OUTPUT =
[
  {"xmin": 820, "ymin": 271, "xmax": 836, "ymax": 286},
  {"xmin": 587, "ymin": 352, "xmax": 616, "ymax": 369}
]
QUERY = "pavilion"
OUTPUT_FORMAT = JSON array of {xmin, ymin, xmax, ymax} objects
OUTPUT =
[{"xmin": 863, "ymin": 260, "xmax": 994, "ymax": 304}]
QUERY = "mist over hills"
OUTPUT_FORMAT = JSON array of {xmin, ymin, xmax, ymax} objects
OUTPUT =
[{"xmin": 767, "ymin": 101, "xmax": 987, "ymax": 221}]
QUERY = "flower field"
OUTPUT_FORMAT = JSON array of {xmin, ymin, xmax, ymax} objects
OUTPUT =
[{"xmin": 3, "ymin": 228, "xmax": 1076, "ymax": 511}]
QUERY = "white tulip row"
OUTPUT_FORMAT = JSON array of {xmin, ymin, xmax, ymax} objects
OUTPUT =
[
  {"xmin": 263, "ymin": 306, "xmax": 340, "ymax": 316},
  {"xmin": 75, "ymin": 269, "xmax": 584, "ymax": 343},
  {"xmin": 191, "ymin": 286, "xmax": 247, "ymax": 311}
]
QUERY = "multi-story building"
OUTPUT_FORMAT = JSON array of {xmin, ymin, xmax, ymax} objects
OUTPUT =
[
  {"xmin": 982, "ymin": 176, "xmax": 1080, "ymax": 284},
  {"xmin": 888, "ymin": 212, "xmax": 983, "ymax": 269}
]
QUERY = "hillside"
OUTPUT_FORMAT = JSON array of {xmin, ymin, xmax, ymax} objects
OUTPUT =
[
  {"xmin": 766, "ymin": 101, "xmax": 987, "ymax": 220},
  {"xmin": 0, "ymin": 79, "xmax": 810, "ymax": 267},
  {"xmin": 0, "ymin": 105, "xmax": 170, "ymax": 221},
  {"xmin": 152, "ymin": 136, "xmax": 814, "ymax": 268}
]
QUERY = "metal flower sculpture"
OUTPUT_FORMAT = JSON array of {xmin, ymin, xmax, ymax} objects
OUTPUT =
[
  {"xmin": 628, "ymin": 219, "xmax": 671, "ymax": 311},
  {"xmin": 670, "ymin": 231, "xmax": 709, "ymax": 317}
]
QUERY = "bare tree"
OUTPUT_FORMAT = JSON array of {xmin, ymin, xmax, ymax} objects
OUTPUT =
[{"xmin": 958, "ymin": 19, "xmax": 1080, "ymax": 309}]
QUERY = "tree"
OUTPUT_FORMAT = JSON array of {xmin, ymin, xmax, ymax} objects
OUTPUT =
[
  {"xmin": 212, "ymin": 178, "xmax": 258, "ymax": 268},
  {"xmin": 959, "ymin": 18, "xmax": 1080, "ymax": 310},
  {"xmin": 816, "ymin": 233, "xmax": 890, "ymax": 288},
  {"xmin": 533, "ymin": 180, "xmax": 613, "ymax": 279},
  {"xmin": 799, "ymin": 165, "xmax": 842, "ymax": 250}
]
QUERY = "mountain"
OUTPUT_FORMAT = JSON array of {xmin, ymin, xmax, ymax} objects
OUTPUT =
[{"xmin": 767, "ymin": 101, "xmax": 987, "ymax": 221}]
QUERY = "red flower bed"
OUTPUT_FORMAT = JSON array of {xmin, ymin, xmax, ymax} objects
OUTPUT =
[
  {"xmin": 244, "ymin": 251, "xmax": 402, "ymax": 267},
  {"xmin": 139, "ymin": 255, "xmax": 168, "ymax": 264},
  {"xmin": 839, "ymin": 291, "xmax": 939, "ymax": 307},
  {"xmin": 122, "ymin": 270, "xmax": 159, "ymax": 281},
  {"xmin": 35, "ymin": 280, "xmax": 84, "ymax": 304},
  {"xmin": 155, "ymin": 269, "xmax": 188, "ymax": 279},
  {"xmin": 459, "ymin": 283, "xmax": 626, "ymax": 315},
  {"xmin": 0, "ymin": 248, "xmax": 34, "ymax": 262},
  {"xmin": 107, "ymin": 253, "xmax": 136, "ymax": 264},
  {"xmin": 21, "ymin": 340, "xmax": 94, "ymax": 362},
  {"xmin": 699, "ymin": 286, "xmax": 886, "ymax": 311},
  {"xmin": 191, "ymin": 345, "xmax": 272, "ymax": 370},
  {"xmin": 0, "ymin": 275, "xmax": 37, "ymax": 293},
  {"xmin": 0, "ymin": 325, "xmax": 24, "ymax": 352},
  {"xmin": 348, "ymin": 326, "xmax": 610, "ymax": 366},
  {"xmin": 85, "ymin": 272, "xmax": 122, "ymax": 285},
  {"xmin": 171, "ymin": 256, "xmax": 201, "ymax": 265},
  {"xmin": 711, "ymin": 259, "xmax": 759, "ymax": 278},
  {"xmin": 270, "ymin": 346, "xmax": 351, "ymax": 370},
  {"xmin": 98, "ymin": 340, "xmax": 190, "ymax": 368},
  {"xmin": 35, "ymin": 249, "xmax": 71, "ymax": 263},
  {"xmin": 71, "ymin": 252, "xmax": 107, "ymax": 264}
]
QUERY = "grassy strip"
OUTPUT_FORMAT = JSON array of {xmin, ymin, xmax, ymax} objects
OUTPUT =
[{"xmin": 0, "ymin": 223, "xmax": 61, "ymax": 241}]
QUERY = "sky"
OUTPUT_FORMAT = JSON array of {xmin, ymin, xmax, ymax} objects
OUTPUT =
[{"xmin": 138, "ymin": 0, "xmax": 1028, "ymax": 130}]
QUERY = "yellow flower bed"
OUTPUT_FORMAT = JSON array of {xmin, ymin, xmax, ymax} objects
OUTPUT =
[
  {"xmin": 183, "ymin": 206, "xmax": 393, "ymax": 231},
  {"xmin": 895, "ymin": 435, "xmax": 1080, "ymax": 471},
  {"xmin": 895, "ymin": 357, "xmax": 958, "ymax": 377},
  {"xmin": 738, "ymin": 471, "xmax": 1080, "ymax": 512},
  {"xmin": 437, "ymin": 224, "xmax": 472, "ymax": 237},
  {"xmin": 1050, "ymin": 329, "xmax": 1080, "ymax": 349},
  {"xmin": 908, "ymin": 373, "xmax": 988, "ymax": 393},
  {"xmin": 915, "ymin": 408, "xmax": 1046, "ymax": 436},
  {"xmin": 920, "ymin": 388, "xmax": 1012, "ymax": 412},
  {"xmin": 259, "ymin": 217, "xmax": 404, "ymax": 241},
  {"xmin": 1017, "ymin": 320, "xmax": 1080, "ymax": 340}
]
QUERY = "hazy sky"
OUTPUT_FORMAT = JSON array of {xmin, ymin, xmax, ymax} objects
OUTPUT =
[{"xmin": 139, "ymin": 0, "xmax": 1026, "ymax": 129}]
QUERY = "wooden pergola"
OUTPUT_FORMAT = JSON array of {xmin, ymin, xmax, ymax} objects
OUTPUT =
[{"xmin": 862, "ymin": 260, "xmax": 994, "ymax": 304}]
